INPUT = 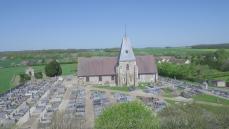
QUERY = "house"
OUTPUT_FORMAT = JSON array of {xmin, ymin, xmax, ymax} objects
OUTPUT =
[
  {"xmin": 211, "ymin": 80, "xmax": 226, "ymax": 87},
  {"xmin": 184, "ymin": 59, "xmax": 191, "ymax": 64},
  {"xmin": 77, "ymin": 35, "xmax": 158, "ymax": 86},
  {"xmin": 156, "ymin": 56, "xmax": 176, "ymax": 63},
  {"xmin": 156, "ymin": 56, "xmax": 189, "ymax": 64}
]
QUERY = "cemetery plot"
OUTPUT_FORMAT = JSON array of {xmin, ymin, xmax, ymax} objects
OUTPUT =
[
  {"xmin": 112, "ymin": 93, "xmax": 133, "ymax": 103},
  {"xmin": 38, "ymin": 82, "xmax": 66, "ymax": 127},
  {"xmin": 66, "ymin": 88, "xmax": 86, "ymax": 118},
  {"xmin": 160, "ymin": 76, "xmax": 229, "ymax": 99},
  {"xmin": 138, "ymin": 96, "xmax": 166, "ymax": 112},
  {"xmin": 0, "ymin": 79, "xmax": 56, "ymax": 128},
  {"xmin": 91, "ymin": 91, "xmax": 110, "ymax": 117}
]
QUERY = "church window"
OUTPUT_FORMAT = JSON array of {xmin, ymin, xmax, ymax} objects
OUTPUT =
[
  {"xmin": 86, "ymin": 76, "xmax": 89, "ymax": 82},
  {"xmin": 126, "ymin": 64, "xmax": 129, "ymax": 70},
  {"xmin": 111, "ymin": 75, "xmax": 114, "ymax": 80},
  {"xmin": 125, "ymin": 50, "xmax": 128, "ymax": 53},
  {"xmin": 99, "ymin": 76, "xmax": 102, "ymax": 81}
]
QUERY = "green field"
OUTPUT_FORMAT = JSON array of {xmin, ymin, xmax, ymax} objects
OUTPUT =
[
  {"xmin": 193, "ymin": 94, "xmax": 229, "ymax": 105},
  {"xmin": 134, "ymin": 47, "xmax": 219, "ymax": 57},
  {"xmin": 0, "ymin": 63, "xmax": 76, "ymax": 93},
  {"xmin": 1, "ymin": 48, "xmax": 227, "ymax": 68},
  {"xmin": 0, "ymin": 47, "xmax": 229, "ymax": 94}
]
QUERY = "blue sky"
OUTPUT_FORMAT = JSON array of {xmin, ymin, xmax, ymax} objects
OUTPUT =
[{"xmin": 0, "ymin": 0, "xmax": 229, "ymax": 51}]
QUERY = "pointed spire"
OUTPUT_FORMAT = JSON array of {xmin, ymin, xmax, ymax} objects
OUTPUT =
[{"xmin": 118, "ymin": 35, "xmax": 136, "ymax": 62}]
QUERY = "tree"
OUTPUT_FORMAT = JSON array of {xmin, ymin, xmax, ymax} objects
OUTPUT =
[
  {"xmin": 221, "ymin": 60, "xmax": 229, "ymax": 71},
  {"xmin": 45, "ymin": 60, "xmax": 62, "ymax": 77},
  {"xmin": 95, "ymin": 101, "xmax": 160, "ymax": 129},
  {"xmin": 214, "ymin": 49, "xmax": 229, "ymax": 69}
]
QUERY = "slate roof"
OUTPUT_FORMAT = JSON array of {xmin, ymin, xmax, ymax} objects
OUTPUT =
[
  {"xmin": 118, "ymin": 36, "xmax": 136, "ymax": 61},
  {"xmin": 77, "ymin": 55, "xmax": 157, "ymax": 76}
]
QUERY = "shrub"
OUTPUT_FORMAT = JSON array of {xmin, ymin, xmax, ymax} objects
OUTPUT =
[
  {"xmin": 19, "ymin": 73, "xmax": 31, "ymax": 83},
  {"xmin": 34, "ymin": 72, "xmax": 43, "ymax": 79},
  {"xmin": 95, "ymin": 101, "xmax": 160, "ymax": 129},
  {"xmin": 45, "ymin": 60, "xmax": 62, "ymax": 77},
  {"xmin": 158, "ymin": 103, "xmax": 221, "ymax": 129}
]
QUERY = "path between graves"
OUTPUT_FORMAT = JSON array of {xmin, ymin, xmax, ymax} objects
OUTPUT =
[
  {"xmin": 58, "ymin": 82, "xmax": 74, "ymax": 111},
  {"xmin": 85, "ymin": 88, "xmax": 94, "ymax": 129}
]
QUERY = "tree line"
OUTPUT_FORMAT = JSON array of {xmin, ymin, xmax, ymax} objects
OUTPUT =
[{"xmin": 191, "ymin": 49, "xmax": 229, "ymax": 72}]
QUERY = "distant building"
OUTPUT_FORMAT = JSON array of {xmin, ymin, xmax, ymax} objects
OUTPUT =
[
  {"xmin": 156, "ymin": 56, "xmax": 189, "ymax": 64},
  {"xmin": 184, "ymin": 59, "xmax": 191, "ymax": 64},
  {"xmin": 211, "ymin": 80, "xmax": 226, "ymax": 87},
  {"xmin": 77, "ymin": 35, "xmax": 158, "ymax": 86},
  {"xmin": 156, "ymin": 56, "xmax": 176, "ymax": 63}
]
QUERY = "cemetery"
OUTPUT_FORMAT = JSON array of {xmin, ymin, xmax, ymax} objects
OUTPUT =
[{"xmin": 0, "ymin": 75, "xmax": 228, "ymax": 129}]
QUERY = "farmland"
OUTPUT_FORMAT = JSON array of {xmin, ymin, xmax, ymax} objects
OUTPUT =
[
  {"xmin": 0, "ymin": 47, "xmax": 228, "ymax": 94},
  {"xmin": 0, "ymin": 63, "xmax": 76, "ymax": 93},
  {"xmin": 0, "ymin": 47, "xmax": 224, "ymax": 68}
]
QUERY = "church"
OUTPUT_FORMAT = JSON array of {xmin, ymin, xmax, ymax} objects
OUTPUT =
[{"xmin": 77, "ymin": 35, "xmax": 158, "ymax": 86}]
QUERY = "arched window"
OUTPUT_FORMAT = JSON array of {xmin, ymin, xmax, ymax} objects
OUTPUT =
[{"xmin": 126, "ymin": 64, "xmax": 129, "ymax": 70}]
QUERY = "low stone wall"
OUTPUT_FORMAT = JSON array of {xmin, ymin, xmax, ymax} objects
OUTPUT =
[{"xmin": 138, "ymin": 73, "xmax": 158, "ymax": 83}]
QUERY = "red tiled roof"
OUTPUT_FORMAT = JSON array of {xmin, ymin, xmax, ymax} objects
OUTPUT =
[{"xmin": 77, "ymin": 55, "xmax": 157, "ymax": 76}]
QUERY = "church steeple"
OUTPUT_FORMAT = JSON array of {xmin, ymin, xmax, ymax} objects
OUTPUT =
[{"xmin": 118, "ymin": 36, "xmax": 136, "ymax": 62}]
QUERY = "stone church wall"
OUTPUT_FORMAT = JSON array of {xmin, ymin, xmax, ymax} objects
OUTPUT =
[
  {"xmin": 116, "ymin": 61, "xmax": 138, "ymax": 86},
  {"xmin": 138, "ymin": 73, "xmax": 158, "ymax": 83},
  {"xmin": 78, "ymin": 75, "xmax": 116, "ymax": 86}
]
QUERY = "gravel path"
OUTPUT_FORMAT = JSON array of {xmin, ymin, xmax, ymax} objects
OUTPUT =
[{"xmin": 85, "ymin": 88, "xmax": 94, "ymax": 129}]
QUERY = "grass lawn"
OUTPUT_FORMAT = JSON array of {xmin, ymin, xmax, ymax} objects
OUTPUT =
[
  {"xmin": 0, "ymin": 63, "xmax": 76, "ymax": 94},
  {"xmin": 162, "ymin": 88, "xmax": 174, "ymax": 97},
  {"xmin": 0, "ymin": 66, "xmax": 25, "ymax": 93},
  {"xmin": 164, "ymin": 99, "xmax": 176, "ymax": 105},
  {"xmin": 194, "ymin": 102, "xmax": 229, "ymax": 113},
  {"xmin": 60, "ymin": 63, "xmax": 77, "ymax": 75},
  {"xmin": 95, "ymin": 85, "xmax": 130, "ymax": 92},
  {"xmin": 137, "ymin": 82, "xmax": 151, "ymax": 90},
  {"xmin": 193, "ymin": 94, "xmax": 229, "ymax": 105}
]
